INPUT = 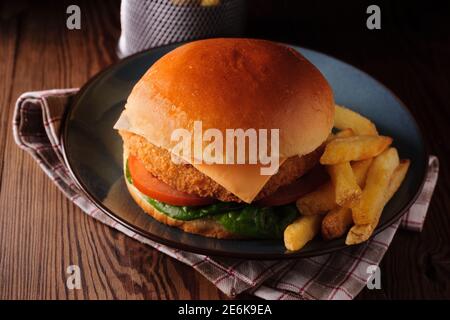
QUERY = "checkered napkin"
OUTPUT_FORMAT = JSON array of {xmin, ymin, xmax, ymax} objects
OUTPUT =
[{"xmin": 13, "ymin": 89, "xmax": 439, "ymax": 300}]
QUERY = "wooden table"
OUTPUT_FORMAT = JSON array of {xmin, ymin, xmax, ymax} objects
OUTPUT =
[{"xmin": 1, "ymin": 0, "xmax": 449, "ymax": 299}]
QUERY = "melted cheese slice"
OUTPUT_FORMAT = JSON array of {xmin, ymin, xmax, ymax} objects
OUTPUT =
[{"xmin": 192, "ymin": 160, "xmax": 285, "ymax": 203}]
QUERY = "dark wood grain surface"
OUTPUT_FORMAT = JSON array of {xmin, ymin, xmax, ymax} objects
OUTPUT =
[{"xmin": 0, "ymin": 0, "xmax": 449, "ymax": 299}]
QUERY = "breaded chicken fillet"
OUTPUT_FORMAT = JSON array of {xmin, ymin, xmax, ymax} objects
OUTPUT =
[{"xmin": 120, "ymin": 130, "xmax": 323, "ymax": 203}]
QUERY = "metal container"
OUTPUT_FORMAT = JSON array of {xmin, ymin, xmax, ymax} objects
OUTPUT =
[{"xmin": 118, "ymin": 0, "xmax": 246, "ymax": 57}]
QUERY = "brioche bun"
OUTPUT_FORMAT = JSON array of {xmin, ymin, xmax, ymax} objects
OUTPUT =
[{"xmin": 124, "ymin": 38, "xmax": 334, "ymax": 159}]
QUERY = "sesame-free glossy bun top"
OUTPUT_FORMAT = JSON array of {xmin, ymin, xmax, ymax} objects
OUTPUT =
[{"xmin": 123, "ymin": 38, "xmax": 334, "ymax": 159}]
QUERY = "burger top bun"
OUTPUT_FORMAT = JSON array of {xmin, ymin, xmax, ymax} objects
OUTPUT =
[{"xmin": 121, "ymin": 38, "xmax": 334, "ymax": 160}]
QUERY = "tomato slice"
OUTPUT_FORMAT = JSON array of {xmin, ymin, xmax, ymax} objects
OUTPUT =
[
  {"xmin": 129, "ymin": 155, "xmax": 328, "ymax": 208},
  {"xmin": 128, "ymin": 155, "xmax": 216, "ymax": 207},
  {"xmin": 256, "ymin": 165, "xmax": 329, "ymax": 207}
]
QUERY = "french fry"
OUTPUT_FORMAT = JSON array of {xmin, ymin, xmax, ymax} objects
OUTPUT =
[
  {"xmin": 346, "ymin": 161, "xmax": 409, "ymax": 244},
  {"xmin": 334, "ymin": 128, "xmax": 355, "ymax": 138},
  {"xmin": 352, "ymin": 148, "xmax": 400, "ymax": 225},
  {"xmin": 321, "ymin": 207, "xmax": 353, "ymax": 240},
  {"xmin": 383, "ymin": 159, "xmax": 410, "ymax": 206},
  {"xmin": 320, "ymin": 159, "xmax": 373, "ymax": 240},
  {"xmin": 351, "ymin": 158, "xmax": 373, "ymax": 188},
  {"xmin": 345, "ymin": 224, "xmax": 373, "ymax": 245},
  {"xmin": 345, "ymin": 159, "xmax": 410, "ymax": 245},
  {"xmin": 296, "ymin": 182, "xmax": 336, "ymax": 215},
  {"xmin": 335, "ymin": 128, "xmax": 355, "ymax": 138},
  {"xmin": 327, "ymin": 128, "xmax": 354, "ymax": 142},
  {"xmin": 297, "ymin": 159, "xmax": 373, "ymax": 215},
  {"xmin": 284, "ymin": 215, "xmax": 322, "ymax": 251},
  {"xmin": 327, "ymin": 162, "xmax": 362, "ymax": 207},
  {"xmin": 320, "ymin": 135, "xmax": 392, "ymax": 165},
  {"xmin": 334, "ymin": 105, "xmax": 378, "ymax": 135}
]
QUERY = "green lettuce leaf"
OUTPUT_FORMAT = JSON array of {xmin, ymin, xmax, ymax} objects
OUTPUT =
[
  {"xmin": 146, "ymin": 197, "xmax": 298, "ymax": 239},
  {"xmin": 146, "ymin": 198, "xmax": 245, "ymax": 221},
  {"xmin": 125, "ymin": 160, "xmax": 133, "ymax": 184},
  {"xmin": 214, "ymin": 204, "xmax": 299, "ymax": 239}
]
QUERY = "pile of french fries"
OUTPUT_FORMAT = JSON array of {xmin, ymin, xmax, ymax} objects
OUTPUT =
[{"xmin": 284, "ymin": 105, "xmax": 410, "ymax": 251}]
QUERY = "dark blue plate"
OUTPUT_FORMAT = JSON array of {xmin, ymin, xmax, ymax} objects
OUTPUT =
[{"xmin": 62, "ymin": 43, "xmax": 428, "ymax": 259}]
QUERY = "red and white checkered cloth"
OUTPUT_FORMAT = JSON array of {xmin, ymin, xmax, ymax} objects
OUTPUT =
[{"xmin": 13, "ymin": 89, "xmax": 439, "ymax": 300}]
